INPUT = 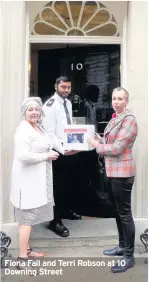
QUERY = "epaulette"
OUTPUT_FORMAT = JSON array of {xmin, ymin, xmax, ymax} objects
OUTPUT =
[{"xmin": 46, "ymin": 98, "xmax": 55, "ymax": 107}]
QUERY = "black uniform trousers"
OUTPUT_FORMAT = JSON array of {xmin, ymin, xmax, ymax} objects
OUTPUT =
[
  {"xmin": 106, "ymin": 176, "xmax": 135, "ymax": 258},
  {"xmin": 52, "ymin": 153, "xmax": 78, "ymax": 223}
]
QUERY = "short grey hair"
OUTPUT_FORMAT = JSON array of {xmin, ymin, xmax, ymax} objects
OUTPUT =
[{"xmin": 113, "ymin": 87, "xmax": 129, "ymax": 101}]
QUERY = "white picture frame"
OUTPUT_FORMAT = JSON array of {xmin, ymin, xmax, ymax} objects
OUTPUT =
[{"xmin": 63, "ymin": 124, "xmax": 95, "ymax": 151}]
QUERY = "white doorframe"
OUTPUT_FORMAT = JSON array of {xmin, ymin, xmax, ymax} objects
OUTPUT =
[
  {"xmin": 25, "ymin": 5, "xmax": 30, "ymax": 99},
  {"xmin": 29, "ymin": 35, "xmax": 122, "ymax": 45}
]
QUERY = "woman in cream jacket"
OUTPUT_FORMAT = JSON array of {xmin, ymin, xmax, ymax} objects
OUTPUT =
[{"xmin": 10, "ymin": 97, "xmax": 64, "ymax": 266}]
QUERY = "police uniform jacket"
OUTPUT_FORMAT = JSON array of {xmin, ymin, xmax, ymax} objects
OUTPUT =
[{"xmin": 84, "ymin": 100, "xmax": 96, "ymax": 125}]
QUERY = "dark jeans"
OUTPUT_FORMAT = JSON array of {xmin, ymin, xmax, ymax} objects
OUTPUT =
[
  {"xmin": 107, "ymin": 176, "xmax": 135, "ymax": 258},
  {"xmin": 52, "ymin": 154, "xmax": 78, "ymax": 223}
]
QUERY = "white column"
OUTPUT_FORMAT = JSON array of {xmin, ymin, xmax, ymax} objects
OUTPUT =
[
  {"xmin": 121, "ymin": 3, "xmax": 128, "ymax": 87},
  {"xmin": 0, "ymin": 1, "xmax": 29, "ymax": 223},
  {"xmin": 126, "ymin": 2, "xmax": 148, "ymax": 218}
]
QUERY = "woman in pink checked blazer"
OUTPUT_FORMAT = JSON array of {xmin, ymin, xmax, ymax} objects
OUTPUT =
[{"xmin": 88, "ymin": 87, "xmax": 138, "ymax": 273}]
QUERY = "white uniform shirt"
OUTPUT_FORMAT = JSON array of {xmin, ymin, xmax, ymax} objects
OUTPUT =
[{"xmin": 42, "ymin": 93, "xmax": 73, "ymax": 144}]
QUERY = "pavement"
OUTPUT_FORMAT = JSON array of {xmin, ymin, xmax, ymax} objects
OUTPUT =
[{"xmin": 1, "ymin": 218, "xmax": 148, "ymax": 281}]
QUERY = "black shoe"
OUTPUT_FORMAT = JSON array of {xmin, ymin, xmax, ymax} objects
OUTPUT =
[
  {"xmin": 48, "ymin": 222, "xmax": 69, "ymax": 237},
  {"xmin": 103, "ymin": 246, "xmax": 124, "ymax": 256},
  {"xmin": 111, "ymin": 256, "xmax": 135, "ymax": 273},
  {"xmin": 67, "ymin": 210, "xmax": 82, "ymax": 220}
]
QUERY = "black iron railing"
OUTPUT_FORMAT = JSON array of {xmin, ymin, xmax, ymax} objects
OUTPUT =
[
  {"xmin": 0, "ymin": 232, "xmax": 11, "ymax": 268},
  {"xmin": 140, "ymin": 228, "xmax": 148, "ymax": 264}
]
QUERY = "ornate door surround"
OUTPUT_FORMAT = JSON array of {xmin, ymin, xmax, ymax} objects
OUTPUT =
[{"xmin": 29, "ymin": 1, "xmax": 123, "ymax": 44}]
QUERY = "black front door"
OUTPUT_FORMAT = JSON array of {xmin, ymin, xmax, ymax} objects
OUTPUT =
[{"xmin": 38, "ymin": 44, "xmax": 120, "ymax": 217}]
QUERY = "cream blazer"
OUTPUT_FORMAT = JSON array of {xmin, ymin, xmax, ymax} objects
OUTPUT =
[{"xmin": 10, "ymin": 120, "xmax": 64, "ymax": 209}]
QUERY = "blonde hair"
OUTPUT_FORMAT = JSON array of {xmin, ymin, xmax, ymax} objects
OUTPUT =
[{"xmin": 113, "ymin": 87, "xmax": 129, "ymax": 101}]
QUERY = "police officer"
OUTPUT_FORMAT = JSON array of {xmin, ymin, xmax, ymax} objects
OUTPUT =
[
  {"xmin": 78, "ymin": 85, "xmax": 100, "ymax": 206},
  {"xmin": 42, "ymin": 76, "xmax": 81, "ymax": 237},
  {"xmin": 84, "ymin": 85, "xmax": 99, "ymax": 130}
]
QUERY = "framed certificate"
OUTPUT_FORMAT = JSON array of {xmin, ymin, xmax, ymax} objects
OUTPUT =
[{"xmin": 63, "ymin": 125, "xmax": 95, "ymax": 151}]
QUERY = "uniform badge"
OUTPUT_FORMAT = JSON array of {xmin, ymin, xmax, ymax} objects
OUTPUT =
[{"xmin": 46, "ymin": 98, "xmax": 55, "ymax": 107}]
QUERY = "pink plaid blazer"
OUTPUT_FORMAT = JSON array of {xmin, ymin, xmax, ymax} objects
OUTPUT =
[{"xmin": 96, "ymin": 109, "xmax": 138, "ymax": 177}]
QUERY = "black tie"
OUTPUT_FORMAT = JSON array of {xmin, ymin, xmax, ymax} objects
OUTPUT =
[{"xmin": 63, "ymin": 100, "xmax": 71, "ymax": 124}]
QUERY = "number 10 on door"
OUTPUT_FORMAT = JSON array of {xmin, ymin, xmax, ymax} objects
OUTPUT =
[{"xmin": 71, "ymin": 63, "xmax": 83, "ymax": 71}]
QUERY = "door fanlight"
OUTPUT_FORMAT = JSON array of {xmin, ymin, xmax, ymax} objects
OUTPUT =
[{"xmin": 32, "ymin": 1, "xmax": 119, "ymax": 37}]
